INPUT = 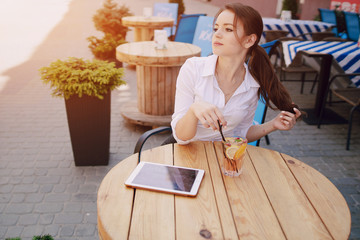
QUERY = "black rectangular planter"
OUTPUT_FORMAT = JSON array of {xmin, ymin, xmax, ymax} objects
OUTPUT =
[{"xmin": 65, "ymin": 92, "xmax": 111, "ymax": 166}]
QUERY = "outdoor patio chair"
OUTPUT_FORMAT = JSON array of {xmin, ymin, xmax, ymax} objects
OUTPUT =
[
  {"xmin": 133, "ymin": 126, "xmax": 172, "ymax": 162},
  {"xmin": 192, "ymin": 16, "xmax": 214, "ymax": 57},
  {"xmin": 318, "ymin": 8, "xmax": 340, "ymax": 36},
  {"xmin": 271, "ymin": 37, "xmax": 319, "ymax": 94},
  {"xmin": 296, "ymin": 30, "xmax": 335, "ymax": 41},
  {"xmin": 317, "ymin": 10, "xmax": 359, "ymax": 42},
  {"xmin": 153, "ymin": 3, "xmax": 178, "ymax": 37},
  {"xmin": 263, "ymin": 30, "xmax": 289, "ymax": 42},
  {"xmin": 249, "ymin": 98, "xmax": 271, "ymax": 146},
  {"xmin": 133, "ymin": 97, "xmax": 271, "ymax": 162},
  {"xmin": 174, "ymin": 13, "xmax": 207, "ymax": 43},
  {"xmin": 311, "ymin": 31, "xmax": 336, "ymax": 41},
  {"xmin": 318, "ymin": 73, "xmax": 360, "ymax": 150},
  {"xmin": 343, "ymin": 11, "xmax": 360, "ymax": 42}
]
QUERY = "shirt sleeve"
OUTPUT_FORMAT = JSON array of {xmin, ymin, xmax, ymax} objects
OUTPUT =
[{"xmin": 171, "ymin": 58, "xmax": 198, "ymax": 145}]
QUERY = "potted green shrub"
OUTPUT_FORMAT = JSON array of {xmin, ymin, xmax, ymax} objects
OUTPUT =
[
  {"xmin": 5, "ymin": 235, "xmax": 54, "ymax": 240},
  {"xmin": 87, "ymin": 33, "xmax": 126, "ymax": 67},
  {"xmin": 282, "ymin": 0, "xmax": 298, "ymax": 19},
  {"xmin": 87, "ymin": 0, "xmax": 132, "ymax": 64},
  {"xmin": 92, "ymin": 0, "xmax": 132, "ymax": 39},
  {"xmin": 39, "ymin": 57, "xmax": 125, "ymax": 166}
]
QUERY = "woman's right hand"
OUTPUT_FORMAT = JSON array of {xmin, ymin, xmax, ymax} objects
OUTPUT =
[{"xmin": 190, "ymin": 101, "xmax": 226, "ymax": 130}]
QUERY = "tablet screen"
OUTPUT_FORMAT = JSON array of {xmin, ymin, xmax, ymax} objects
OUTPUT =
[
  {"xmin": 132, "ymin": 163, "xmax": 198, "ymax": 192},
  {"xmin": 125, "ymin": 162, "xmax": 205, "ymax": 196}
]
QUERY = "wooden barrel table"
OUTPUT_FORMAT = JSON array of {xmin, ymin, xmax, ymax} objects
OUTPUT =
[
  {"xmin": 97, "ymin": 143, "xmax": 351, "ymax": 239},
  {"xmin": 122, "ymin": 16, "xmax": 174, "ymax": 42},
  {"xmin": 116, "ymin": 41, "xmax": 201, "ymax": 126}
]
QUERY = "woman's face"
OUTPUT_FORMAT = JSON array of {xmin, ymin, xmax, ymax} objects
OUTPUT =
[{"xmin": 212, "ymin": 9, "xmax": 254, "ymax": 57}]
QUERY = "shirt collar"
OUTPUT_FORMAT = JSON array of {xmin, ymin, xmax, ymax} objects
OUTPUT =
[
  {"xmin": 201, "ymin": 55, "xmax": 260, "ymax": 89},
  {"xmin": 201, "ymin": 55, "xmax": 218, "ymax": 77},
  {"xmin": 242, "ymin": 64, "xmax": 260, "ymax": 89}
]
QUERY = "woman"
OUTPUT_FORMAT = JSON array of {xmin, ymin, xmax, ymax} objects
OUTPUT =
[{"xmin": 171, "ymin": 3, "xmax": 301, "ymax": 145}]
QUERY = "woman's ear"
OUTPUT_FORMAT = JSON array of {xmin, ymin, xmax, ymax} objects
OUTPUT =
[{"xmin": 244, "ymin": 34, "xmax": 257, "ymax": 49}]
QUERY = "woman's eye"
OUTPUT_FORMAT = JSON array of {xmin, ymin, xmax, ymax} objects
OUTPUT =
[
  {"xmin": 213, "ymin": 28, "xmax": 218, "ymax": 32},
  {"xmin": 226, "ymin": 28, "xmax": 233, "ymax": 32}
]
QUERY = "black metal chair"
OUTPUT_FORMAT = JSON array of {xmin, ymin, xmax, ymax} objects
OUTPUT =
[
  {"xmin": 263, "ymin": 30, "xmax": 289, "ymax": 42},
  {"xmin": 296, "ymin": 29, "xmax": 335, "ymax": 41},
  {"xmin": 271, "ymin": 37, "xmax": 319, "ymax": 94},
  {"xmin": 133, "ymin": 126, "xmax": 173, "ymax": 162},
  {"xmin": 318, "ymin": 73, "xmax": 360, "ymax": 150}
]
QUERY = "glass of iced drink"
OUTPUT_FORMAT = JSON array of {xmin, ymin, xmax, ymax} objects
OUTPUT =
[{"xmin": 222, "ymin": 137, "xmax": 248, "ymax": 177}]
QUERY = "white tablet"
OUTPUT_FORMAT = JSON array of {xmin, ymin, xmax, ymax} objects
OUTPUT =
[{"xmin": 125, "ymin": 162, "xmax": 205, "ymax": 197}]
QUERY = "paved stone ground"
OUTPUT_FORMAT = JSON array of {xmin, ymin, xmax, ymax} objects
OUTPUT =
[{"xmin": 0, "ymin": 0, "xmax": 359, "ymax": 239}]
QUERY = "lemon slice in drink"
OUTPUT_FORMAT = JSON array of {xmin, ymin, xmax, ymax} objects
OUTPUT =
[
  {"xmin": 225, "ymin": 146, "xmax": 240, "ymax": 159},
  {"xmin": 234, "ymin": 143, "xmax": 247, "ymax": 160}
]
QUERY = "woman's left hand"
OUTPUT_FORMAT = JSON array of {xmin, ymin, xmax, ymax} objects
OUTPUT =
[{"xmin": 272, "ymin": 108, "xmax": 301, "ymax": 131}]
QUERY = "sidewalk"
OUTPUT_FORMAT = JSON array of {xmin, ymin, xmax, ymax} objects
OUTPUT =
[{"xmin": 0, "ymin": 0, "xmax": 359, "ymax": 239}]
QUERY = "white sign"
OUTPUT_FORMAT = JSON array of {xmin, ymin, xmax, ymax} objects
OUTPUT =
[{"xmin": 154, "ymin": 30, "xmax": 168, "ymax": 49}]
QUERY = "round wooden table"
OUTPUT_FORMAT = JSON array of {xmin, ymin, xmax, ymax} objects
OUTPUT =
[
  {"xmin": 122, "ymin": 16, "xmax": 174, "ymax": 42},
  {"xmin": 97, "ymin": 142, "xmax": 351, "ymax": 240},
  {"xmin": 116, "ymin": 41, "xmax": 201, "ymax": 126}
]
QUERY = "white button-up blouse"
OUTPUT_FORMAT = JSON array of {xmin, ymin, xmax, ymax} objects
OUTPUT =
[{"xmin": 171, "ymin": 54, "xmax": 260, "ymax": 145}]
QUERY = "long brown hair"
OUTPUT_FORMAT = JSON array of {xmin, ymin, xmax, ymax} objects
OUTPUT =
[{"xmin": 215, "ymin": 3, "xmax": 298, "ymax": 113}]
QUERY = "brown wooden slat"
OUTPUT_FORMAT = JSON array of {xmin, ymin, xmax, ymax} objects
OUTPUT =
[
  {"xmin": 144, "ymin": 66, "xmax": 152, "ymax": 114},
  {"xmin": 157, "ymin": 67, "xmax": 165, "ymax": 115},
  {"xmin": 97, "ymin": 154, "xmax": 138, "ymax": 240},
  {"xmin": 171, "ymin": 67, "xmax": 179, "ymax": 109},
  {"xmin": 136, "ymin": 65, "xmax": 145, "ymax": 113},
  {"xmin": 174, "ymin": 142, "xmax": 224, "ymax": 240},
  {"xmin": 129, "ymin": 145, "xmax": 175, "ymax": 240},
  {"xmin": 165, "ymin": 67, "xmax": 174, "ymax": 115},
  {"xmin": 214, "ymin": 143, "xmax": 286, "ymax": 239},
  {"xmin": 282, "ymin": 153, "xmax": 351, "ymax": 240},
  {"xmin": 133, "ymin": 28, "xmax": 142, "ymax": 42},
  {"xmin": 151, "ymin": 67, "xmax": 158, "ymax": 115},
  {"xmin": 205, "ymin": 142, "xmax": 239, "ymax": 240},
  {"xmin": 141, "ymin": 28, "xmax": 153, "ymax": 42},
  {"xmin": 248, "ymin": 146, "xmax": 332, "ymax": 239}
]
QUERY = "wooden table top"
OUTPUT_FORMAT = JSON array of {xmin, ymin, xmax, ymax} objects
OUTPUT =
[
  {"xmin": 97, "ymin": 142, "xmax": 351, "ymax": 240},
  {"xmin": 116, "ymin": 41, "xmax": 201, "ymax": 67},
  {"xmin": 122, "ymin": 16, "xmax": 174, "ymax": 28}
]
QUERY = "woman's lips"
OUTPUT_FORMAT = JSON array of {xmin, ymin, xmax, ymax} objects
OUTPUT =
[{"xmin": 213, "ymin": 41, "xmax": 223, "ymax": 46}]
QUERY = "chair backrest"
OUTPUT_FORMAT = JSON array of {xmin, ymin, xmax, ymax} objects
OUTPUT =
[
  {"xmin": 174, "ymin": 14, "xmax": 207, "ymax": 43},
  {"xmin": 343, "ymin": 11, "xmax": 360, "ymax": 42},
  {"xmin": 260, "ymin": 39, "xmax": 278, "ymax": 55},
  {"xmin": 246, "ymin": 41, "xmax": 279, "ymax": 146},
  {"xmin": 248, "ymin": 97, "xmax": 268, "ymax": 146},
  {"xmin": 153, "ymin": 3, "xmax": 178, "ymax": 37},
  {"xmin": 264, "ymin": 30, "xmax": 289, "ymax": 42},
  {"xmin": 318, "ymin": 8, "xmax": 338, "ymax": 36},
  {"xmin": 192, "ymin": 16, "xmax": 214, "ymax": 57}
]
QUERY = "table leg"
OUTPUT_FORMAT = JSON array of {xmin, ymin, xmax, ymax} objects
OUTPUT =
[
  {"xmin": 133, "ymin": 28, "xmax": 157, "ymax": 41},
  {"xmin": 314, "ymin": 54, "xmax": 333, "ymax": 116},
  {"xmin": 119, "ymin": 65, "xmax": 178, "ymax": 127},
  {"xmin": 300, "ymin": 52, "xmax": 347, "ymax": 125},
  {"xmin": 137, "ymin": 65, "xmax": 179, "ymax": 116}
]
